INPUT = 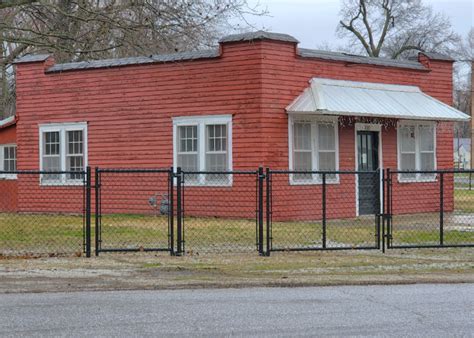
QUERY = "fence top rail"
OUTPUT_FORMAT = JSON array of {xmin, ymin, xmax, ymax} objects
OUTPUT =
[
  {"xmin": 389, "ymin": 169, "xmax": 474, "ymax": 174},
  {"xmin": 269, "ymin": 169, "xmax": 380, "ymax": 175},
  {"xmin": 96, "ymin": 168, "xmax": 171, "ymax": 174},
  {"xmin": 181, "ymin": 170, "xmax": 258, "ymax": 175}
]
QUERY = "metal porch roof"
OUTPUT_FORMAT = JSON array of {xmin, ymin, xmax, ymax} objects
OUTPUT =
[
  {"xmin": 286, "ymin": 78, "xmax": 470, "ymax": 122},
  {"xmin": 0, "ymin": 116, "xmax": 16, "ymax": 129}
]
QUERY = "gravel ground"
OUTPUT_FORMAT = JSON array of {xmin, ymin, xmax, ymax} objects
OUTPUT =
[{"xmin": 0, "ymin": 249, "xmax": 473, "ymax": 293}]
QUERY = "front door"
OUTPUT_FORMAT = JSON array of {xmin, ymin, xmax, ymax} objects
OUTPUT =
[{"xmin": 357, "ymin": 131, "xmax": 380, "ymax": 215}]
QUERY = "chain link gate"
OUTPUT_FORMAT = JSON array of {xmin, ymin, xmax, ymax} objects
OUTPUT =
[
  {"xmin": 174, "ymin": 167, "xmax": 266, "ymax": 255},
  {"xmin": 94, "ymin": 168, "xmax": 174, "ymax": 255},
  {"xmin": 266, "ymin": 170, "xmax": 381, "ymax": 253}
]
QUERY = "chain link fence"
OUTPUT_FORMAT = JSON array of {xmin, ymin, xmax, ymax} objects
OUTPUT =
[
  {"xmin": 268, "ymin": 170, "xmax": 381, "ymax": 251},
  {"xmin": 1, "ymin": 167, "xmax": 473, "ymax": 257},
  {"xmin": 387, "ymin": 169, "xmax": 474, "ymax": 248},
  {"xmin": 0, "ymin": 171, "xmax": 86, "ymax": 257}
]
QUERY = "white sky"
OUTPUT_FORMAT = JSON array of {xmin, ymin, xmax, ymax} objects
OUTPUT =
[{"xmin": 243, "ymin": 0, "xmax": 473, "ymax": 50}]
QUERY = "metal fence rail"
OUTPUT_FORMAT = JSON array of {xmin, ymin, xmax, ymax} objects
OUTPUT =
[
  {"xmin": 95, "ymin": 168, "xmax": 174, "ymax": 255},
  {"xmin": 0, "ymin": 170, "xmax": 87, "ymax": 257},
  {"xmin": 386, "ymin": 169, "xmax": 474, "ymax": 249},
  {"xmin": 268, "ymin": 170, "xmax": 381, "ymax": 252}
]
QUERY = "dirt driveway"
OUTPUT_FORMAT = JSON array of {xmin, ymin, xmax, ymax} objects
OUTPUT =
[{"xmin": 1, "ymin": 249, "xmax": 473, "ymax": 293}]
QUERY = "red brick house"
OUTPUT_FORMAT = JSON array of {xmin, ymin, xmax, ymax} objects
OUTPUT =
[{"xmin": 0, "ymin": 31, "xmax": 470, "ymax": 219}]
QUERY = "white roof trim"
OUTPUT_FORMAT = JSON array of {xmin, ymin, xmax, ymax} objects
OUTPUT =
[{"xmin": 287, "ymin": 78, "xmax": 470, "ymax": 122}]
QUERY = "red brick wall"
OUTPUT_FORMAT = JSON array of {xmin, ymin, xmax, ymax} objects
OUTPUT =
[
  {"xmin": 257, "ymin": 40, "xmax": 454, "ymax": 219},
  {"xmin": 13, "ymin": 39, "xmax": 455, "ymax": 218}
]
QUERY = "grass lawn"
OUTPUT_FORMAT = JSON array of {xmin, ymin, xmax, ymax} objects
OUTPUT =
[
  {"xmin": 454, "ymin": 189, "xmax": 474, "ymax": 213},
  {"xmin": 0, "ymin": 189, "xmax": 472, "ymax": 256}
]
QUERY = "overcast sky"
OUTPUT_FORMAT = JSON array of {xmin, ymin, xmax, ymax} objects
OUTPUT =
[{"xmin": 243, "ymin": 0, "xmax": 473, "ymax": 50}]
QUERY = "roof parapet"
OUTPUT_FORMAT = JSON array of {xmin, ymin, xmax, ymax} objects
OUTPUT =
[
  {"xmin": 219, "ymin": 30, "xmax": 299, "ymax": 44},
  {"xmin": 298, "ymin": 48, "xmax": 426, "ymax": 71},
  {"xmin": 12, "ymin": 54, "xmax": 51, "ymax": 64}
]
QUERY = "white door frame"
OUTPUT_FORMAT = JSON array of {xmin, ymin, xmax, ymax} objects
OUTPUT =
[{"xmin": 354, "ymin": 123, "xmax": 383, "ymax": 216}]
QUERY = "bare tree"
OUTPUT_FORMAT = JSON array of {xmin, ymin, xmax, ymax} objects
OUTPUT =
[
  {"xmin": 0, "ymin": 0, "xmax": 265, "ymax": 118},
  {"xmin": 337, "ymin": 0, "xmax": 460, "ymax": 59},
  {"xmin": 453, "ymin": 28, "xmax": 473, "ymax": 138}
]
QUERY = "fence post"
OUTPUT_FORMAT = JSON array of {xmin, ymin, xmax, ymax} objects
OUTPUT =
[
  {"xmin": 265, "ymin": 167, "xmax": 271, "ymax": 256},
  {"xmin": 94, "ymin": 167, "xmax": 100, "ymax": 256},
  {"xmin": 169, "ymin": 167, "xmax": 174, "ymax": 256},
  {"xmin": 381, "ymin": 169, "xmax": 385, "ymax": 253},
  {"xmin": 176, "ymin": 167, "xmax": 183, "ymax": 256},
  {"xmin": 85, "ymin": 167, "xmax": 92, "ymax": 258},
  {"xmin": 386, "ymin": 168, "xmax": 391, "ymax": 249},
  {"xmin": 258, "ymin": 167, "xmax": 264, "ymax": 255},
  {"xmin": 440, "ymin": 172, "xmax": 444, "ymax": 246},
  {"xmin": 322, "ymin": 173, "xmax": 327, "ymax": 249},
  {"xmin": 470, "ymin": 172, "xmax": 472, "ymax": 191}
]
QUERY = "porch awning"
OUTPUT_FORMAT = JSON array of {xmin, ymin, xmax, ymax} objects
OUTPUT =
[{"xmin": 286, "ymin": 78, "xmax": 470, "ymax": 122}]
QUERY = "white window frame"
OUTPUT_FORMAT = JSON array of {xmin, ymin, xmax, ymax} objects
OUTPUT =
[
  {"xmin": 172, "ymin": 115, "xmax": 232, "ymax": 186},
  {"xmin": 397, "ymin": 120, "xmax": 437, "ymax": 183},
  {"xmin": 39, "ymin": 122, "xmax": 88, "ymax": 186},
  {"xmin": 0, "ymin": 144, "xmax": 17, "ymax": 180},
  {"xmin": 288, "ymin": 114, "xmax": 339, "ymax": 185}
]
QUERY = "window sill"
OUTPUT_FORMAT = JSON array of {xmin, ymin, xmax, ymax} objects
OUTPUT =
[
  {"xmin": 40, "ymin": 180, "xmax": 84, "ymax": 187},
  {"xmin": 397, "ymin": 176, "xmax": 437, "ymax": 184},
  {"xmin": 0, "ymin": 175, "xmax": 17, "ymax": 180},
  {"xmin": 179, "ymin": 181, "xmax": 233, "ymax": 188},
  {"xmin": 289, "ymin": 179, "xmax": 340, "ymax": 186}
]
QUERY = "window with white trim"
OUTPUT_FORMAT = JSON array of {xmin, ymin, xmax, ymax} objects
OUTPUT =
[
  {"xmin": 39, "ymin": 123, "xmax": 87, "ymax": 184},
  {"xmin": 0, "ymin": 144, "xmax": 17, "ymax": 179},
  {"xmin": 398, "ymin": 122, "xmax": 436, "ymax": 182},
  {"xmin": 173, "ymin": 115, "xmax": 232, "ymax": 186},
  {"xmin": 289, "ymin": 116, "xmax": 339, "ymax": 184}
]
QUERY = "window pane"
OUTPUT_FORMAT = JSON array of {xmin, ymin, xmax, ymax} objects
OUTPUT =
[
  {"xmin": 318, "ymin": 123, "xmax": 335, "ymax": 151},
  {"xmin": 318, "ymin": 151, "xmax": 337, "ymax": 181},
  {"xmin": 420, "ymin": 153, "xmax": 435, "ymax": 171},
  {"xmin": 178, "ymin": 153, "xmax": 198, "ymax": 171},
  {"xmin": 400, "ymin": 126, "xmax": 415, "ymax": 152},
  {"xmin": 206, "ymin": 153, "xmax": 227, "ymax": 171},
  {"xmin": 419, "ymin": 126, "xmax": 434, "ymax": 152},
  {"xmin": 420, "ymin": 152, "xmax": 435, "ymax": 180},
  {"xmin": 66, "ymin": 130, "xmax": 84, "ymax": 179},
  {"xmin": 319, "ymin": 152, "xmax": 336, "ymax": 171},
  {"xmin": 293, "ymin": 151, "xmax": 312, "ymax": 182},
  {"xmin": 178, "ymin": 126, "xmax": 198, "ymax": 153},
  {"xmin": 44, "ymin": 131, "xmax": 60, "ymax": 155},
  {"xmin": 294, "ymin": 152, "xmax": 311, "ymax": 171},
  {"xmin": 179, "ymin": 153, "xmax": 199, "ymax": 183},
  {"xmin": 43, "ymin": 156, "xmax": 61, "ymax": 182},
  {"xmin": 3, "ymin": 146, "xmax": 16, "ymax": 171},
  {"xmin": 205, "ymin": 125, "xmax": 228, "ymax": 182},
  {"xmin": 205, "ymin": 153, "xmax": 228, "ymax": 183},
  {"xmin": 293, "ymin": 123, "xmax": 311, "ymax": 150},
  {"xmin": 206, "ymin": 124, "xmax": 227, "ymax": 152},
  {"xmin": 400, "ymin": 153, "xmax": 416, "ymax": 171},
  {"xmin": 400, "ymin": 153, "xmax": 416, "ymax": 180},
  {"xmin": 67, "ymin": 157, "xmax": 84, "ymax": 180}
]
